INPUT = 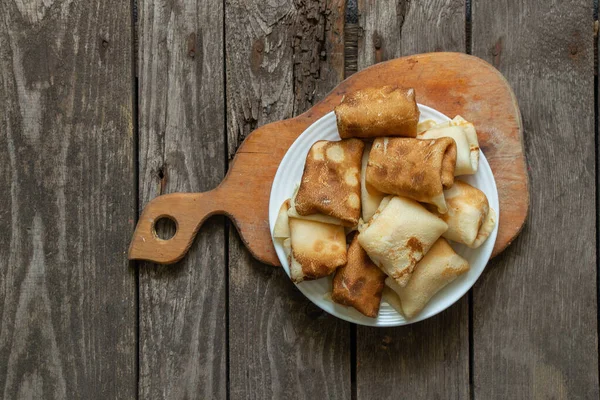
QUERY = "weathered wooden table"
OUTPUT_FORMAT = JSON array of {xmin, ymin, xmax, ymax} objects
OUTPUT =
[{"xmin": 1, "ymin": 0, "xmax": 598, "ymax": 398}]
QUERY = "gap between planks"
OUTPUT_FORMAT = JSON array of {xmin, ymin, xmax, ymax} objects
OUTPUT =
[
  {"xmin": 593, "ymin": 0, "xmax": 599, "ymax": 390},
  {"xmin": 223, "ymin": 0, "xmax": 231, "ymax": 397},
  {"xmin": 466, "ymin": 2, "xmax": 474, "ymax": 399},
  {"xmin": 130, "ymin": 0, "xmax": 140, "ymax": 398}
]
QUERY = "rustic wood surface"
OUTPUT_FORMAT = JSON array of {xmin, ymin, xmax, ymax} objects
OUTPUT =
[
  {"xmin": 0, "ymin": 0, "xmax": 136, "ymax": 398},
  {"xmin": 471, "ymin": 0, "xmax": 599, "ymax": 398},
  {"xmin": 2, "ymin": 0, "xmax": 600, "ymax": 399},
  {"xmin": 136, "ymin": 0, "xmax": 227, "ymax": 398},
  {"xmin": 226, "ymin": 1, "xmax": 351, "ymax": 398},
  {"xmin": 354, "ymin": 2, "xmax": 469, "ymax": 400}
]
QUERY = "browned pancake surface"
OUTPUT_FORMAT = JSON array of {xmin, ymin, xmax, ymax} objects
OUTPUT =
[
  {"xmin": 365, "ymin": 137, "xmax": 456, "ymax": 207},
  {"xmin": 332, "ymin": 235, "xmax": 386, "ymax": 317},
  {"xmin": 295, "ymin": 139, "xmax": 364, "ymax": 226},
  {"xmin": 334, "ymin": 86, "xmax": 420, "ymax": 139}
]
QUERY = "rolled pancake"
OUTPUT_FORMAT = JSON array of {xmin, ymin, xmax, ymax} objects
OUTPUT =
[
  {"xmin": 418, "ymin": 116, "xmax": 479, "ymax": 176},
  {"xmin": 360, "ymin": 143, "xmax": 385, "ymax": 222},
  {"xmin": 385, "ymin": 238, "xmax": 469, "ymax": 318},
  {"xmin": 273, "ymin": 199, "xmax": 291, "ymax": 238},
  {"xmin": 429, "ymin": 180, "xmax": 497, "ymax": 248},
  {"xmin": 335, "ymin": 86, "xmax": 420, "ymax": 139},
  {"xmin": 331, "ymin": 235, "xmax": 386, "ymax": 318},
  {"xmin": 365, "ymin": 137, "xmax": 457, "ymax": 213},
  {"xmin": 295, "ymin": 139, "xmax": 364, "ymax": 226},
  {"xmin": 358, "ymin": 196, "xmax": 448, "ymax": 287},
  {"xmin": 288, "ymin": 218, "xmax": 347, "ymax": 283}
]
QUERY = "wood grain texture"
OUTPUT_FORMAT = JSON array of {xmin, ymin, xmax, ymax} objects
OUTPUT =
[
  {"xmin": 344, "ymin": 23, "xmax": 359, "ymax": 76},
  {"xmin": 472, "ymin": 0, "xmax": 598, "ymax": 398},
  {"xmin": 354, "ymin": 2, "xmax": 469, "ymax": 399},
  {"xmin": 357, "ymin": 0, "xmax": 465, "ymax": 67},
  {"xmin": 226, "ymin": 0, "xmax": 351, "ymax": 398},
  {"xmin": 357, "ymin": 309, "xmax": 469, "ymax": 399},
  {"xmin": 137, "ymin": 0, "xmax": 227, "ymax": 398},
  {"xmin": 0, "ymin": 0, "xmax": 136, "ymax": 398}
]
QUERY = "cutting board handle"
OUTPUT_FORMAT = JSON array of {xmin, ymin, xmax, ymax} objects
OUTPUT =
[{"xmin": 129, "ymin": 191, "xmax": 223, "ymax": 264}]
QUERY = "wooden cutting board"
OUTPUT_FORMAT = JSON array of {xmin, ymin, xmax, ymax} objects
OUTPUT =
[{"xmin": 129, "ymin": 52, "xmax": 529, "ymax": 266}]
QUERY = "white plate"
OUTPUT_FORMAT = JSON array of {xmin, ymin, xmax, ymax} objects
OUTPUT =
[{"xmin": 269, "ymin": 105, "xmax": 499, "ymax": 327}]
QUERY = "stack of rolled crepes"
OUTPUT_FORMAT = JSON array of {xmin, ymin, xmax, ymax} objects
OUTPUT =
[{"xmin": 273, "ymin": 86, "xmax": 497, "ymax": 319}]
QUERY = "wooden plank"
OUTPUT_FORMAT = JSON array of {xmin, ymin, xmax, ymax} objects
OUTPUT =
[
  {"xmin": 357, "ymin": 0, "xmax": 466, "ymax": 66},
  {"xmin": 471, "ymin": 1, "xmax": 599, "ymax": 398},
  {"xmin": 225, "ymin": 0, "xmax": 351, "ymax": 398},
  {"xmin": 354, "ymin": 1, "xmax": 470, "ymax": 399},
  {"xmin": 0, "ymin": 1, "xmax": 135, "ymax": 398},
  {"xmin": 136, "ymin": 0, "xmax": 227, "ymax": 398}
]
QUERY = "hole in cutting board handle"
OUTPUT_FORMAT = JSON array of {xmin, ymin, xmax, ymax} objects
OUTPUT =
[
  {"xmin": 129, "ymin": 192, "xmax": 223, "ymax": 264},
  {"xmin": 153, "ymin": 216, "xmax": 177, "ymax": 241}
]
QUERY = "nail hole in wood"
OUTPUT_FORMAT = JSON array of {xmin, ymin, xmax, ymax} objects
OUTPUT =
[{"xmin": 154, "ymin": 216, "xmax": 176, "ymax": 240}]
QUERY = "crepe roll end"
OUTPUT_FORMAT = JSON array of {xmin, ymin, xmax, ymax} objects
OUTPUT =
[
  {"xmin": 453, "ymin": 116, "xmax": 479, "ymax": 175},
  {"xmin": 284, "ymin": 238, "xmax": 306, "ymax": 283},
  {"xmin": 469, "ymin": 207, "xmax": 497, "ymax": 248},
  {"xmin": 382, "ymin": 285, "xmax": 403, "ymax": 315},
  {"xmin": 431, "ymin": 193, "xmax": 448, "ymax": 214},
  {"xmin": 417, "ymin": 119, "xmax": 438, "ymax": 133},
  {"xmin": 273, "ymin": 199, "xmax": 291, "ymax": 238},
  {"xmin": 290, "ymin": 254, "xmax": 306, "ymax": 283},
  {"xmin": 418, "ymin": 117, "xmax": 480, "ymax": 176},
  {"xmin": 440, "ymin": 137, "xmax": 457, "ymax": 188},
  {"xmin": 469, "ymin": 147, "xmax": 480, "ymax": 174}
]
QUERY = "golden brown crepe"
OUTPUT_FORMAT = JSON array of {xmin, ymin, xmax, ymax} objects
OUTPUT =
[
  {"xmin": 358, "ymin": 196, "xmax": 448, "ymax": 287},
  {"xmin": 385, "ymin": 238, "xmax": 469, "ymax": 318},
  {"xmin": 365, "ymin": 137, "xmax": 457, "ymax": 213},
  {"xmin": 273, "ymin": 199, "xmax": 291, "ymax": 238},
  {"xmin": 418, "ymin": 116, "xmax": 479, "ymax": 176},
  {"xmin": 335, "ymin": 86, "xmax": 420, "ymax": 139},
  {"xmin": 429, "ymin": 180, "xmax": 497, "ymax": 248},
  {"xmin": 331, "ymin": 235, "xmax": 386, "ymax": 318},
  {"xmin": 295, "ymin": 139, "xmax": 364, "ymax": 226},
  {"xmin": 360, "ymin": 143, "xmax": 385, "ymax": 222},
  {"xmin": 288, "ymin": 218, "xmax": 347, "ymax": 283}
]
